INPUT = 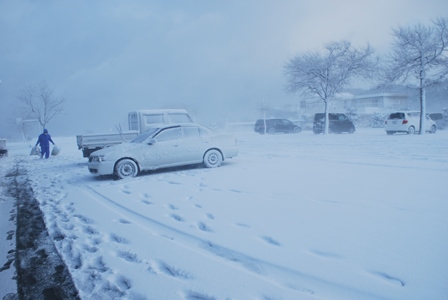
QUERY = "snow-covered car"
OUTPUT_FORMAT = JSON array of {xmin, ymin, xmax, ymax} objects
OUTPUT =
[
  {"xmin": 88, "ymin": 124, "xmax": 238, "ymax": 179},
  {"xmin": 254, "ymin": 118, "xmax": 301, "ymax": 134},
  {"xmin": 312, "ymin": 113, "xmax": 355, "ymax": 134},
  {"xmin": 429, "ymin": 113, "xmax": 447, "ymax": 130},
  {"xmin": 384, "ymin": 111, "xmax": 437, "ymax": 135}
]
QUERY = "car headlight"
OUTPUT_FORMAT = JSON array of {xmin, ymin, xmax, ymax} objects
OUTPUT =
[{"xmin": 90, "ymin": 155, "xmax": 106, "ymax": 162}]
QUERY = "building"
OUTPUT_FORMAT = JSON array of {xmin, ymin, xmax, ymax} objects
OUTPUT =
[{"xmin": 299, "ymin": 93, "xmax": 409, "ymax": 115}]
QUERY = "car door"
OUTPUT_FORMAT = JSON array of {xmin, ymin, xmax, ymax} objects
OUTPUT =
[
  {"xmin": 328, "ymin": 114, "xmax": 339, "ymax": 132},
  {"xmin": 181, "ymin": 126, "xmax": 210, "ymax": 164},
  {"xmin": 425, "ymin": 114, "xmax": 433, "ymax": 131},
  {"xmin": 139, "ymin": 127, "xmax": 183, "ymax": 170},
  {"xmin": 281, "ymin": 119, "xmax": 293, "ymax": 132},
  {"xmin": 338, "ymin": 114, "xmax": 350, "ymax": 132}
]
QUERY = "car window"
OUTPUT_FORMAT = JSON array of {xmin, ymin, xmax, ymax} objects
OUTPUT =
[
  {"xmin": 155, "ymin": 127, "xmax": 181, "ymax": 142},
  {"xmin": 182, "ymin": 126, "xmax": 200, "ymax": 138},
  {"xmin": 338, "ymin": 115, "xmax": 347, "ymax": 121},
  {"xmin": 389, "ymin": 113, "xmax": 404, "ymax": 119},
  {"xmin": 429, "ymin": 113, "xmax": 442, "ymax": 120},
  {"xmin": 314, "ymin": 114, "xmax": 324, "ymax": 121},
  {"xmin": 145, "ymin": 114, "xmax": 164, "ymax": 124},
  {"xmin": 199, "ymin": 127, "xmax": 211, "ymax": 137},
  {"xmin": 131, "ymin": 128, "xmax": 159, "ymax": 143},
  {"xmin": 329, "ymin": 114, "xmax": 338, "ymax": 121},
  {"xmin": 169, "ymin": 113, "xmax": 192, "ymax": 123}
]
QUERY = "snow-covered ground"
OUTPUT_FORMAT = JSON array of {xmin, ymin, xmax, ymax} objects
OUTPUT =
[{"xmin": 1, "ymin": 128, "xmax": 447, "ymax": 300}]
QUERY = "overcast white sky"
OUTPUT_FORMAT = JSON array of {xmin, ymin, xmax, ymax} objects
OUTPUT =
[{"xmin": 1, "ymin": 0, "xmax": 447, "ymax": 137}]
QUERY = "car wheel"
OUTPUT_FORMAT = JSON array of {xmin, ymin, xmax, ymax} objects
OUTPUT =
[
  {"xmin": 268, "ymin": 128, "xmax": 275, "ymax": 134},
  {"xmin": 203, "ymin": 149, "xmax": 222, "ymax": 168},
  {"xmin": 407, "ymin": 126, "xmax": 415, "ymax": 135},
  {"xmin": 430, "ymin": 125, "xmax": 437, "ymax": 134},
  {"xmin": 115, "ymin": 159, "xmax": 139, "ymax": 179},
  {"xmin": 348, "ymin": 126, "xmax": 355, "ymax": 134},
  {"xmin": 386, "ymin": 131, "xmax": 394, "ymax": 135},
  {"xmin": 293, "ymin": 126, "xmax": 301, "ymax": 133}
]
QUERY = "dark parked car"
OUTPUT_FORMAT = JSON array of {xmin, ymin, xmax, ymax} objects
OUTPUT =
[
  {"xmin": 429, "ymin": 113, "xmax": 447, "ymax": 130},
  {"xmin": 254, "ymin": 118, "xmax": 302, "ymax": 134},
  {"xmin": 313, "ymin": 113, "xmax": 355, "ymax": 134}
]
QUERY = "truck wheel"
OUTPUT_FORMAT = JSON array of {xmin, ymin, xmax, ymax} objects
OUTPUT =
[{"xmin": 115, "ymin": 159, "xmax": 139, "ymax": 179}]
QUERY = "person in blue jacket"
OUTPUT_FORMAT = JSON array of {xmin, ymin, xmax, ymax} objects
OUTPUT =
[{"xmin": 35, "ymin": 128, "xmax": 55, "ymax": 159}]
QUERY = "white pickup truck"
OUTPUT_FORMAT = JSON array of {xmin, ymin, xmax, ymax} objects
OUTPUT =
[{"xmin": 76, "ymin": 109, "xmax": 193, "ymax": 157}]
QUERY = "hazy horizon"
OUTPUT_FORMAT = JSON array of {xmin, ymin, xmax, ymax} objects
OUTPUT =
[{"xmin": 1, "ymin": 0, "xmax": 447, "ymax": 139}]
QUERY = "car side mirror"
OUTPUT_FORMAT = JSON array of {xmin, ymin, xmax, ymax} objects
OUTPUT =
[{"xmin": 147, "ymin": 138, "xmax": 156, "ymax": 145}]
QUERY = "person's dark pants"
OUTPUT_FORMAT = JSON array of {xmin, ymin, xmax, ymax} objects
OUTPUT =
[{"xmin": 41, "ymin": 146, "xmax": 50, "ymax": 159}]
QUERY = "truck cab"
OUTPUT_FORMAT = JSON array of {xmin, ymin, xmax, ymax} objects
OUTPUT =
[{"xmin": 128, "ymin": 109, "xmax": 194, "ymax": 133}]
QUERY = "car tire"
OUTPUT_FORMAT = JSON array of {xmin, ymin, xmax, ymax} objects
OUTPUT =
[
  {"xmin": 407, "ymin": 126, "xmax": 415, "ymax": 135},
  {"xmin": 386, "ymin": 131, "xmax": 394, "ymax": 135},
  {"xmin": 203, "ymin": 149, "xmax": 222, "ymax": 168},
  {"xmin": 268, "ymin": 128, "xmax": 275, "ymax": 134},
  {"xmin": 115, "ymin": 159, "xmax": 139, "ymax": 179},
  {"xmin": 348, "ymin": 126, "xmax": 355, "ymax": 134},
  {"xmin": 429, "ymin": 125, "xmax": 437, "ymax": 134},
  {"xmin": 293, "ymin": 127, "xmax": 302, "ymax": 133}
]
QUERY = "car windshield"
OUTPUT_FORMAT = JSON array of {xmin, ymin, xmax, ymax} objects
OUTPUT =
[{"xmin": 131, "ymin": 128, "xmax": 160, "ymax": 143}]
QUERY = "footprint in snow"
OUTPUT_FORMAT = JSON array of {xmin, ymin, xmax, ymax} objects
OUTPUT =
[
  {"xmin": 168, "ymin": 204, "xmax": 178, "ymax": 210},
  {"xmin": 184, "ymin": 290, "xmax": 215, "ymax": 300},
  {"xmin": 235, "ymin": 223, "xmax": 250, "ymax": 229},
  {"xmin": 310, "ymin": 249, "xmax": 342, "ymax": 260},
  {"xmin": 262, "ymin": 236, "xmax": 281, "ymax": 246},
  {"xmin": 114, "ymin": 274, "xmax": 132, "ymax": 291},
  {"xmin": 117, "ymin": 250, "xmax": 140, "ymax": 263},
  {"xmin": 83, "ymin": 225, "xmax": 99, "ymax": 235},
  {"xmin": 171, "ymin": 214, "xmax": 185, "ymax": 222},
  {"xmin": 74, "ymin": 214, "xmax": 94, "ymax": 225},
  {"xmin": 198, "ymin": 222, "xmax": 213, "ymax": 232},
  {"xmin": 110, "ymin": 233, "xmax": 129, "ymax": 244},
  {"xmin": 371, "ymin": 271, "xmax": 406, "ymax": 286},
  {"xmin": 158, "ymin": 261, "xmax": 192, "ymax": 279},
  {"xmin": 118, "ymin": 218, "xmax": 131, "ymax": 224}
]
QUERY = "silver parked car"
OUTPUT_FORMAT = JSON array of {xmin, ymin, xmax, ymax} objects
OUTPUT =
[
  {"xmin": 88, "ymin": 124, "xmax": 238, "ymax": 179},
  {"xmin": 384, "ymin": 111, "xmax": 437, "ymax": 135}
]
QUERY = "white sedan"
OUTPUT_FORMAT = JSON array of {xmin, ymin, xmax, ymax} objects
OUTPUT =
[{"xmin": 88, "ymin": 124, "xmax": 238, "ymax": 179}]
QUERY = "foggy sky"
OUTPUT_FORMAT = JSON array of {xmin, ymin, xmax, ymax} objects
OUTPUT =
[{"xmin": 1, "ymin": 0, "xmax": 447, "ymax": 138}]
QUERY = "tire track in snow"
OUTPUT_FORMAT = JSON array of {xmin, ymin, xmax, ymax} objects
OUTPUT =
[{"xmin": 79, "ymin": 183, "xmax": 392, "ymax": 300}]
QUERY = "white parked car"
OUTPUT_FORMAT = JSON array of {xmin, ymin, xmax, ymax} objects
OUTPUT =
[
  {"xmin": 88, "ymin": 124, "xmax": 238, "ymax": 179},
  {"xmin": 384, "ymin": 111, "xmax": 437, "ymax": 135}
]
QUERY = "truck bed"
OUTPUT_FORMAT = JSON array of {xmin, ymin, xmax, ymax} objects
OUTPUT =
[{"xmin": 77, "ymin": 131, "xmax": 139, "ymax": 157}]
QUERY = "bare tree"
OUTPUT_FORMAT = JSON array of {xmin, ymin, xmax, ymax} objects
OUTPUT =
[
  {"xmin": 385, "ymin": 17, "xmax": 448, "ymax": 134},
  {"xmin": 16, "ymin": 81, "xmax": 66, "ymax": 130},
  {"xmin": 284, "ymin": 40, "xmax": 377, "ymax": 134}
]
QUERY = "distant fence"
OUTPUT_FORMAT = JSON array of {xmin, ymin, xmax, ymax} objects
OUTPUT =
[{"xmin": 224, "ymin": 122, "xmax": 254, "ymax": 133}]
